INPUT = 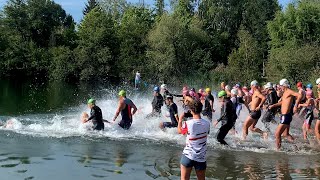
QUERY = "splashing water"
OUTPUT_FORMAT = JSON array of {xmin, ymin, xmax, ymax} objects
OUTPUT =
[{"xmin": 0, "ymin": 90, "xmax": 319, "ymax": 155}]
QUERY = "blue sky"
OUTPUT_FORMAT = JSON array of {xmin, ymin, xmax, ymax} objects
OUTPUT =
[{"xmin": 0, "ymin": 0, "xmax": 292, "ymax": 23}]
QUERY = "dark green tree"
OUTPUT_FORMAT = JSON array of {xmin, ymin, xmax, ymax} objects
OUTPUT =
[
  {"xmin": 76, "ymin": 7, "xmax": 118, "ymax": 81},
  {"xmin": 117, "ymin": 6, "xmax": 155, "ymax": 80},
  {"xmin": 155, "ymin": 0, "xmax": 165, "ymax": 18},
  {"xmin": 83, "ymin": 0, "xmax": 98, "ymax": 16}
]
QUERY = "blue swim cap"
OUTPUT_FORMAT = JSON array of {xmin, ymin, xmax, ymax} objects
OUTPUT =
[
  {"xmin": 306, "ymin": 83, "xmax": 313, "ymax": 89},
  {"xmin": 153, "ymin": 86, "xmax": 160, "ymax": 92}
]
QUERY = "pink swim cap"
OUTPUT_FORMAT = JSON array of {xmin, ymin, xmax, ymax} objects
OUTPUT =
[
  {"xmin": 189, "ymin": 90, "xmax": 195, "ymax": 97},
  {"xmin": 198, "ymin": 88, "xmax": 204, "ymax": 94},
  {"xmin": 182, "ymin": 86, "xmax": 188, "ymax": 91},
  {"xmin": 306, "ymin": 90, "xmax": 313, "ymax": 97}
]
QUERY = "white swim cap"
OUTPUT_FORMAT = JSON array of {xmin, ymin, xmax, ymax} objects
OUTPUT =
[
  {"xmin": 250, "ymin": 80, "xmax": 259, "ymax": 86},
  {"xmin": 279, "ymin": 79, "xmax": 289, "ymax": 87},
  {"xmin": 225, "ymin": 85, "xmax": 231, "ymax": 91},
  {"xmin": 316, "ymin": 78, "xmax": 320, "ymax": 85},
  {"xmin": 160, "ymin": 84, "xmax": 167, "ymax": 89},
  {"xmin": 231, "ymin": 89, "xmax": 238, "ymax": 95},
  {"xmin": 264, "ymin": 82, "xmax": 273, "ymax": 89}
]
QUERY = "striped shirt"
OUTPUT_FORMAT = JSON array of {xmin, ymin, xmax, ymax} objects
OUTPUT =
[{"xmin": 181, "ymin": 119, "xmax": 210, "ymax": 162}]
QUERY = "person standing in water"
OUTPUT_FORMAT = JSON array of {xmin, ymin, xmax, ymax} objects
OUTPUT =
[
  {"xmin": 160, "ymin": 95, "xmax": 178, "ymax": 129},
  {"xmin": 299, "ymin": 89, "xmax": 315, "ymax": 140},
  {"xmin": 202, "ymin": 88, "xmax": 215, "ymax": 122},
  {"xmin": 178, "ymin": 96, "xmax": 210, "ymax": 180},
  {"xmin": 112, "ymin": 90, "xmax": 137, "ymax": 130},
  {"xmin": 214, "ymin": 91, "xmax": 237, "ymax": 145},
  {"xmin": 147, "ymin": 86, "xmax": 164, "ymax": 118},
  {"xmin": 135, "ymin": 71, "xmax": 141, "ymax": 89},
  {"xmin": 242, "ymin": 80, "xmax": 267, "ymax": 140},
  {"xmin": 269, "ymin": 79, "xmax": 302, "ymax": 150},
  {"xmin": 82, "ymin": 99, "xmax": 104, "ymax": 131},
  {"xmin": 261, "ymin": 82, "xmax": 279, "ymax": 132}
]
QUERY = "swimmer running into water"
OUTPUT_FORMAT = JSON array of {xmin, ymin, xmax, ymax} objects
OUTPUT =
[
  {"xmin": 112, "ymin": 90, "xmax": 137, "ymax": 130},
  {"xmin": 242, "ymin": 80, "xmax": 268, "ymax": 140},
  {"xmin": 269, "ymin": 79, "xmax": 302, "ymax": 150}
]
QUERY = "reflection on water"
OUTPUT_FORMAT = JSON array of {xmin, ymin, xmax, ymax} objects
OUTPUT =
[{"xmin": 0, "ymin": 129, "xmax": 319, "ymax": 179}]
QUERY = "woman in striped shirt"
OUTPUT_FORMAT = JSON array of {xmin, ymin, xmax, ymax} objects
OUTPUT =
[{"xmin": 178, "ymin": 97, "xmax": 210, "ymax": 180}]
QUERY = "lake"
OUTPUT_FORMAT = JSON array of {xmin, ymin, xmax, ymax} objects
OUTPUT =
[{"xmin": 0, "ymin": 79, "xmax": 319, "ymax": 179}]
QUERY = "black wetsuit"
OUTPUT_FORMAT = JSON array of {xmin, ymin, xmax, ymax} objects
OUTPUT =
[
  {"xmin": 88, "ymin": 105, "xmax": 104, "ymax": 131},
  {"xmin": 163, "ymin": 103, "xmax": 178, "ymax": 128},
  {"xmin": 261, "ymin": 89, "xmax": 279, "ymax": 131},
  {"xmin": 163, "ymin": 90, "xmax": 183, "ymax": 99},
  {"xmin": 146, "ymin": 94, "xmax": 163, "ymax": 118},
  {"xmin": 119, "ymin": 98, "xmax": 135, "ymax": 130},
  {"xmin": 203, "ymin": 94, "xmax": 214, "ymax": 121},
  {"xmin": 216, "ymin": 98, "xmax": 237, "ymax": 145}
]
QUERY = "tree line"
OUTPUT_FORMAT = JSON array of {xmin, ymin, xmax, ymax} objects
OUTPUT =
[{"xmin": 0, "ymin": 0, "xmax": 319, "ymax": 86}]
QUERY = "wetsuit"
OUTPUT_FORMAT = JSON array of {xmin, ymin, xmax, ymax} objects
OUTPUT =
[
  {"xmin": 203, "ymin": 94, "xmax": 214, "ymax": 121},
  {"xmin": 150, "ymin": 94, "xmax": 163, "ymax": 117},
  {"xmin": 303, "ymin": 99, "xmax": 314, "ymax": 128},
  {"xmin": 119, "ymin": 98, "xmax": 135, "ymax": 130},
  {"xmin": 261, "ymin": 89, "xmax": 279, "ymax": 131},
  {"xmin": 88, "ymin": 105, "xmax": 104, "ymax": 131},
  {"xmin": 163, "ymin": 90, "xmax": 183, "ymax": 99},
  {"xmin": 163, "ymin": 103, "xmax": 178, "ymax": 128},
  {"xmin": 216, "ymin": 98, "xmax": 237, "ymax": 145}
]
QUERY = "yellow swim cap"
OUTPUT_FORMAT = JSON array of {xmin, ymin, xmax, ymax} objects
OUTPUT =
[
  {"xmin": 205, "ymin": 88, "xmax": 211, "ymax": 93},
  {"xmin": 118, "ymin": 90, "xmax": 126, "ymax": 97}
]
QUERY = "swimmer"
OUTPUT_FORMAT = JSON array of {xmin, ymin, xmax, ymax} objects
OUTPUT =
[
  {"xmin": 261, "ymin": 82, "xmax": 279, "ymax": 132},
  {"xmin": 202, "ymin": 88, "xmax": 215, "ymax": 122},
  {"xmin": 82, "ymin": 99, "xmax": 104, "ymax": 131},
  {"xmin": 146, "ymin": 86, "xmax": 163, "ymax": 118},
  {"xmin": 214, "ymin": 91, "xmax": 237, "ymax": 145},
  {"xmin": 299, "ymin": 89, "xmax": 315, "ymax": 140},
  {"xmin": 242, "ymin": 80, "xmax": 267, "ymax": 140},
  {"xmin": 269, "ymin": 79, "xmax": 302, "ymax": 150},
  {"xmin": 112, "ymin": 90, "xmax": 137, "ymax": 130},
  {"xmin": 159, "ymin": 95, "xmax": 178, "ymax": 129}
]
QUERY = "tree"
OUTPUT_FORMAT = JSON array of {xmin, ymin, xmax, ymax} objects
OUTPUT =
[
  {"xmin": 198, "ymin": 0, "xmax": 244, "ymax": 65},
  {"xmin": 226, "ymin": 28, "xmax": 262, "ymax": 84},
  {"xmin": 76, "ymin": 7, "xmax": 118, "ymax": 81},
  {"xmin": 266, "ymin": 0, "xmax": 320, "ymax": 83},
  {"xmin": 155, "ymin": 0, "xmax": 165, "ymax": 18},
  {"xmin": 83, "ymin": 0, "xmax": 98, "ymax": 16},
  {"xmin": 117, "ymin": 6, "xmax": 155, "ymax": 79},
  {"xmin": 147, "ymin": 14, "xmax": 211, "ymax": 83}
]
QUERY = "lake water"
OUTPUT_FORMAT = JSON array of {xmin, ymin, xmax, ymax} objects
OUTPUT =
[{"xmin": 0, "ymin": 80, "xmax": 319, "ymax": 179}]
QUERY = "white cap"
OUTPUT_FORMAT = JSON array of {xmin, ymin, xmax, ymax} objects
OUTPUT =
[
  {"xmin": 160, "ymin": 84, "xmax": 167, "ymax": 89},
  {"xmin": 225, "ymin": 85, "xmax": 231, "ymax": 91},
  {"xmin": 279, "ymin": 79, "xmax": 289, "ymax": 87},
  {"xmin": 231, "ymin": 89, "xmax": 238, "ymax": 95},
  {"xmin": 264, "ymin": 82, "xmax": 273, "ymax": 89},
  {"xmin": 316, "ymin": 78, "xmax": 320, "ymax": 85},
  {"xmin": 250, "ymin": 80, "xmax": 259, "ymax": 86}
]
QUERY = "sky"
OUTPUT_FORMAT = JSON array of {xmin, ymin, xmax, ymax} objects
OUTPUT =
[{"xmin": 0, "ymin": 0, "xmax": 292, "ymax": 23}]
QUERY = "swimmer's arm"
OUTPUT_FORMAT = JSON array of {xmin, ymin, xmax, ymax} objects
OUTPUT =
[
  {"xmin": 85, "ymin": 110, "xmax": 95, "ymax": 122},
  {"xmin": 269, "ymin": 100, "xmax": 282, "ymax": 109},
  {"xmin": 172, "ymin": 93, "xmax": 183, "ymax": 97},
  {"xmin": 292, "ymin": 90, "xmax": 302, "ymax": 108},
  {"xmin": 131, "ymin": 103, "xmax": 138, "ymax": 116},
  {"xmin": 299, "ymin": 99, "xmax": 311, "ymax": 107},
  {"xmin": 178, "ymin": 114, "xmax": 184, "ymax": 134},
  {"xmin": 257, "ymin": 93, "xmax": 266, "ymax": 109},
  {"xmin": 113, "ymin": 102, "xmax": 125, "ymax": 121}
]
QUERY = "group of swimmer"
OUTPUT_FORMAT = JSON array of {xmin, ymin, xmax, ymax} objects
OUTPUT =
[{"xmin": 81, "ymin": 78, "xmax": 320, "ymax": 151}]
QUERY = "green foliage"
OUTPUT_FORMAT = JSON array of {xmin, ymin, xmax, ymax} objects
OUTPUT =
[
  {"xmin": 83, "ymin": 0, "xmax": 98, "ymax": 16},
  {"xmin": 226, "ymin": 28, "xmax": 262, "ymax": 84},
  {"xmin": 266, "ymin": 0, "xmax": 320, "ymax": 84},
  {"xmin": 49, "ymin": 46, "xmax": 77, "ymax": 81},
  {"xmin": 147, "ymin": 14, "xmax": 211, "ymax": 83},
  {"xmin": 266, "ymin": 44, "xmax": 320, "ymax": 83},
  {"xmin": 117, "ymin": 7, "xmax": 155, "ymax": 79},
  {"xmin": 76, "ymin": 7, "xmax": 117, "ymax": 81}
]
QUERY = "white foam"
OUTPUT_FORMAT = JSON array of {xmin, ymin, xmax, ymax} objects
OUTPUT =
[{"xmin": 0, "ymin": 93, "xmax": 319, "ymax": 155}]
